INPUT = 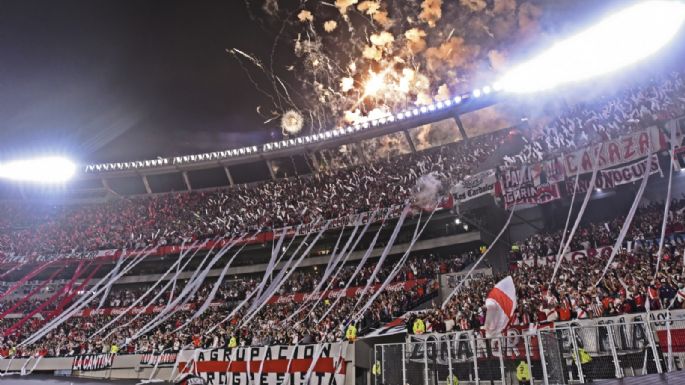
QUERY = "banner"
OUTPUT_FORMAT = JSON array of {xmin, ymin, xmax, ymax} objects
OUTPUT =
[
  {"xmin": 561, "ymin": 127, "xmax": 664, "ymax": 177},
  {"xmin": 452, "ymin": 170, "xmax": 497, "ymax": 202},
  {"xmin": 177, "ymin": 343, "xmax": 349, "ymax": 385},
  {"xmin": 267, "ymin": 279, "xmax": 428, "ymax": 305},
  {"xmin": 498, "ymin": 160, "xmax": 564, "ymax": 209},
  {"xmin": 407, "ymin": 324, "xmax": 551, "ymax": 362},
  {"xmin": 140, "ymin": 351, "xmax": 178, "ymax": 367},
  {"xmin": 71, "ymin": 353, "xmax": 116, "ymax": 371},
  {"xmin": 502, "ymin": 182, "xmax": 561, "ymax": 209},
  {"xmin": 555, "ymin": 309, "xmax": 685, "ymax": 355},
  {"xmin": 564, "ymin": 154, "xmax": 662, "ymax": 193}
]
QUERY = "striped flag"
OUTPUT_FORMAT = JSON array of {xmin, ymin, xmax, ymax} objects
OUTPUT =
[{"xmin": 484, "ymin": 276, "xmax": 517, "ymax": 337}]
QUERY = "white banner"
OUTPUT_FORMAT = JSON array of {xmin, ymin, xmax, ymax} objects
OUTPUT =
[
  {"xmin": 177, "ymin": 343, "xmax": 350, "ymax": 385},
  {"xmin": 452, "ymin": 170, "xmax": 497, "ymax": 202},
  {"xmin": 561, "ymin": 127, "xmax": 664, "ymax": 177}
]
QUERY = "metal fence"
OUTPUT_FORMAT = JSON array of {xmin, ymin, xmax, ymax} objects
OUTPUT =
[{"xmin": 373, "ymin": 317, "xmax": 685, "ymax": 385}]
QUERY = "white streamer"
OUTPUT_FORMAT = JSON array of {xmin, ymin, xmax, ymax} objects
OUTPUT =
[
  {"xmin": 550, "ymin": 150, "xmax": 602, "ymax": 283},
  {"xmin": 442, "ymin": 207, "xmax": 516, "ymax": 309},
  {"xmin": 240, "ymin": 222, "xmax": 331, "ymax": 327},
  {"xmin": 554, "ymin": 173, "xmax": 580, "ymax": 262},
  {"xmin": 596, "ymin": 147, "xmax": 654, "ymax": 285},
  {"xmin": 173, "ymin": 238, "xmax": 252, "ymax": 333},
  {"xmin": 351, "ymin": 206, "xmax": 410, "ymax": 310},
  {"xmin": 353, "ymin": 207, "xmax": 437, "ymax": 320},
  {"xmin": 99, "ymin": 241, "xmax": 207, "ymax": 340},
  {"xmin": 20, "ymin": 247, "xmax": 156, "ymax": 347},
  {"xmin": 315, "ymin": 211, "xmax": 392, "ymax": 324},
  {"xmin": 284, "ymin": 223, "xmax": 360, "ymax": 324},
  {"xmin": 655, "ymin": 124, "xmax": 676, "ymax": 276},
  {"xmin": 130, "ymin": 235, "xmax": 248, "ymax": 342}
]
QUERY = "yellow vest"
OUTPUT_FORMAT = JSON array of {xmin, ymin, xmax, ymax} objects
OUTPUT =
[
  {"xmin": 578, "ymin": 348, "xmax": 592, "ymax": 364},
  {"xmin": 413, "ymin": 319, "xmax": 426, "ymax": 334},
  {"xmin": 372, "ymin": 361, "xmax": 381, "ymax": 375},
  {"xmin": 346, "ymin": 325, "xmax": 357, "ymax": 341},
  {"xmin": 110, "ymin": 344, "xmax": 119, "ymax": 354},
  {"xmin": 516, "ymin": 361, "xmax": 531, "ymax": 381},
  {"xmin": 447, "ymin": 374, "xmax": 459, "ymax": 385},
  {"xmin": 228, "ymin": 336, "xmax": 238, "ymax": 348},
  {"xmin": 480, "ymin": 245, "xmax": 487, "ymax": 254}
]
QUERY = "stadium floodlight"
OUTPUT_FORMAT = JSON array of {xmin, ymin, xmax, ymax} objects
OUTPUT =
[
  {"xmin": 0, "ymin": 156, "xmax": 76, "ymax": 183},
  {"xmin": 472, "ymin": 88, "xmax": 482, "ymax": 98},
  {"xmin": 453, "ymin": 96, "xmax": 462, "ymax": 104},
  {"xmin": 499, "ymin": 0, "xmax": 685, "ymax": 93},
  {"xmin": 482, "ymin": 85, "xmax": 492, "ymax": 94}
]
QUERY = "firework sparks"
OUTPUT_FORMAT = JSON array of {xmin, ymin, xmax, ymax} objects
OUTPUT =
[{"xmin": 237, "ymin": 0, "xmax": 553, "ymax": 144}]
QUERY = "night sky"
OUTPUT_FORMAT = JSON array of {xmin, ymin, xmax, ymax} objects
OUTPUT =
[
  {"xmin": 0, "ymin": 0, "xmax": 648, "ymax": 165},
  {"xmin": 0, "ymin": 0, "xmax": 286, "ymax": 164}
]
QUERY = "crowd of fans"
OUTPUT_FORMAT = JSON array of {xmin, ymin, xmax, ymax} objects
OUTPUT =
[
  {"xmin": 408, "ymin": 198, "xmax": 685, "ymax": 335},
  {"xmin": 504, "ymin": 71, "xmax": 685, "ymax": 166},
  {"xmin": 0, "ymin": 71, "xmax": 682, "ymax": 259},
  {"xmin": 511, "ymin": 198, "xmax": 685, "ymax": 262},
  {"xmin": 0, "ymin": 250, "xmax": 476, "ymax": 357},
  {"xmin": 0, "ymin": 68, "xmax": 685, "ymax": 359}
]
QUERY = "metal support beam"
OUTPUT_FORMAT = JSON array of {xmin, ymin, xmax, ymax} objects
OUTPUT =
[
  {"xmin": 266, "ymin": 159, "xmax": 277, "ymax": 180},
  {"xmin": 182, "ymin": 171, "xmax": 192, "ymax": 191},
  {"xmin": 402, "ymin": 130, "xmax": 416, "ymax": 152},
  {"xmin": 224, "ymin": 167, "xmax": 235, "ymax": 186},
  {"xmin": 101, "ymin": 178, "xmax": 119, "ymax": 196},
  {"xmin": 453, "ymin": 114, "xmax": 469, "ymax": 142},
  {"xmin": 142, "ymin": 175, "xmax": 152, "ymax": 194}
]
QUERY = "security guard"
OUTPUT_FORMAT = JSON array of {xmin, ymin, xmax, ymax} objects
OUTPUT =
[
  {"xmin": 110, "ymin": 343, "xmax": 120, "ymax": 354},
  {"xmin": 372, "ymin": 361, "xmax": 381, "ymax": 377},
  {"xmin": 346, "ymin": 323, "xmax": 357, "ymax": 342},
  {"xmin": 578, "ymin": 348, "xmax": 592, "ymax": 364},
  {"xmin": 574, "ymin": 347, "xmax": 593, "ymax": 381},
  {"xmin": 516, "ymin": 361, "xmax": 531, "ymax": 385},
  {"xmin": 228, "ymin": 335, "xmax": 238, "ymax": 349},
  {"xmin": 446, "ymin": 373, "xmax": 459, "ymax": 385},
  {"xmin": 412, "ymin": 317, "xmax": 426, "ymax": 335}
]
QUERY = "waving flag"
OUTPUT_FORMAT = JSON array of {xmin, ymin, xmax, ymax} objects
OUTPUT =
[{"xmin": 484, "ymin": 276, "xmax": 517, "ymax": 337}]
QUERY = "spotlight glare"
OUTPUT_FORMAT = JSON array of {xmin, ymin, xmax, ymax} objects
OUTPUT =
[
  {"xmin": 473, "ymin": 89, "xmax": 482, "ymax": 98},
  {"xmin": 453, "ymin": 96, "xmax": 462, "ymax": 104},
  {"xmin": 0, "ymin": 156, "xmax": 76, "ymax": 183},
  {"xmin": 499, "ymin": 1, "xmax": 685, "ymax": 93},
  {"xmin": 482, "ymin": 86, "xmax": 492, "ymax": 94}
]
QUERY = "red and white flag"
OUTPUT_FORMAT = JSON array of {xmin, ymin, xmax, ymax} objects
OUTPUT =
[{"xmin": 484, "ymin": 276, "xmax": 517, "ymax": 337}]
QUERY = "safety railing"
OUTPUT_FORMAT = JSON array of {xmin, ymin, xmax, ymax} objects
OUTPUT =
[{"xmin": 373, "ymin": 315, "xmax": 685, "ymax": 385}]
